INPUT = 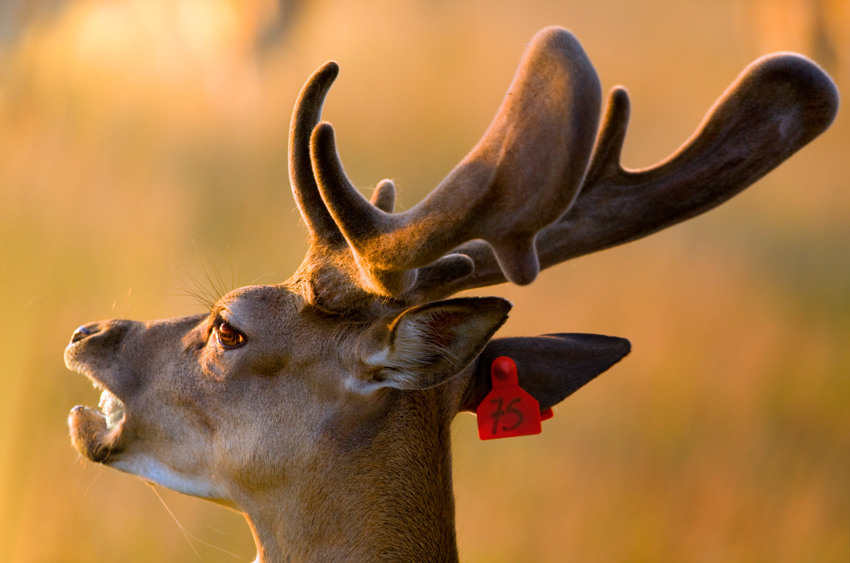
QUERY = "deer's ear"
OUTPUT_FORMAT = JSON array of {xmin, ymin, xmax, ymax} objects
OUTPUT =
[
  {"xmin": 355, "ymin": 297, "xmax": 511, "ymax": 392},
  {"xmin": 459, "ymin": 333, "xmax": 631, "ymax": 412}
]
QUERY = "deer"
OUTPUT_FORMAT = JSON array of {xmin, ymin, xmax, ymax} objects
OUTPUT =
[{"xmin": 65, "ymin": 27, "xmax": 838, "ymax": 563}]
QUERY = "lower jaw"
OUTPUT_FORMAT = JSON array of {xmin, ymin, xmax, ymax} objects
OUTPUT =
[{"xmin": 68, "ymin": 405, "xmax": 124, "ymax": 463}]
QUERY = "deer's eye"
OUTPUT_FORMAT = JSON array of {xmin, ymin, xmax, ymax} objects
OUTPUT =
[{"xmin": 216, "ymin": 321, "xmax": 246, "ymax": 349}]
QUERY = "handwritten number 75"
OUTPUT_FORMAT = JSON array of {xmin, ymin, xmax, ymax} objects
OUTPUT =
[{"xmin": 490, "ymin": 397, "xmax": 524, "ymax": 434}]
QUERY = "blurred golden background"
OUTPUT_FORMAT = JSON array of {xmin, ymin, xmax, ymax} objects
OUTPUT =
[{"xmin": 1, "ymin": 0, "xmax": 847, "ymax": 561}]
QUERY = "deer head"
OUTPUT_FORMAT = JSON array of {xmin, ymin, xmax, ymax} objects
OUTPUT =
[{"xmin": 65, "ymin": 27, "xmax": 838, "ymax": 563}]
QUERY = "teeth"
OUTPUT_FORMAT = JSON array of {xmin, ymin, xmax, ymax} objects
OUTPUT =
[{"xmin": 98, "ymin": 389, "xmax": 125, "ymax": 430}]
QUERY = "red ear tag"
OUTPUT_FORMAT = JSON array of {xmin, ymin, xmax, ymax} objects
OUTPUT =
[{"xmin": 476, "ymin": 356, "xmax": 543, "ymax": 440}]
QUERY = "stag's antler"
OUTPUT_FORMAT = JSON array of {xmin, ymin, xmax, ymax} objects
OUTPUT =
[
  {"xmin": 412, "ymin": 51, "xmax": 840, "ymax": 302},
  {"xmin": 290, "ymin": 26, "xmax": 838, "ymax": 309}
]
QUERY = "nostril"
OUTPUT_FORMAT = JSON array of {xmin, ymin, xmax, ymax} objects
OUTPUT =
[{"xmin": 71, "ymin": 324, "xmax": 100, "ymax": 343}]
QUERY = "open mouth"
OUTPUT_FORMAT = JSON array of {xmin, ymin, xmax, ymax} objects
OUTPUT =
[
  {"xmin": 98, "ymin": 388, "xmax": 126, "ymax": 430},
  {"xmin": 68, "ymin": 382, "xmax": 127, "ymax": 463}
]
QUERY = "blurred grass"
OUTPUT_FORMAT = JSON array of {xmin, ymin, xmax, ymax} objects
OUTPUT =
[{"xmin": 1, "ymin": 0, "xmax": 848, "ymax": 561}]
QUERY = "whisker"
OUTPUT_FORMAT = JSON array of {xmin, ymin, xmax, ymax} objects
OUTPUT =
[
  {"xmin": 147, "ymin": 483, "xmax": 243, "ymax": 560},
  {"xmin": 121, "ymin": 288, "xmax": 133, "ymax": 319},
  {"xmin": 168, "ymin": 250, "xmax": 237, "ymax": 310},
  {"xmin": 83, "ymin": 464, "xmax": 105, "ymax": 495},
  {"xmin": 205, "ymin": 524, "xmax": 233, "ymax": 536},
  {"xmin": 249, "ymin": 272, "xmax": 277, "ymax": 286}
]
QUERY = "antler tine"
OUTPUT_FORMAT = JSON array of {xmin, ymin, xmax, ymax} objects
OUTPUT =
[
  {"xmin": 407, "ymin": 52, "xmax": 839, "ymax": 303},
  {"xmin": 370, "ymin": 179, "xmax": 396, "ymax": 212},
  {"xmin": 289, "ymin": 61, "xmax": 346, "ymax": 247},
  {"xmin": 309, "ymin": 27, "xmax": 602, "ymax": 296},
  {"xmin": 541, "ymin": 52, "xmax": 839, "ymax": 262}
]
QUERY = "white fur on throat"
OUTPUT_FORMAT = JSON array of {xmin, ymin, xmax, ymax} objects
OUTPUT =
[{"xmin": 113, "ymin": 455, "xmax": 230, "ymax": 500}]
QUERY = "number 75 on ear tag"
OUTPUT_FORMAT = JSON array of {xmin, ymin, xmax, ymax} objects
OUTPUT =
[{"xmin": 476, "ymin": 356, "xmax": 551, "ymax": 440}]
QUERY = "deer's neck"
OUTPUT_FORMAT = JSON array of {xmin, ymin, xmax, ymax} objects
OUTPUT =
[{"xmin": 243, "ymin": 388, "xmax": 460, "ymax": 563}]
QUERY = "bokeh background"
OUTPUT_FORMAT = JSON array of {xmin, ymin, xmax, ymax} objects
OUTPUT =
[{"xmin": 1, "ymin": 0, "xmax": 848, "ymax": 561}]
